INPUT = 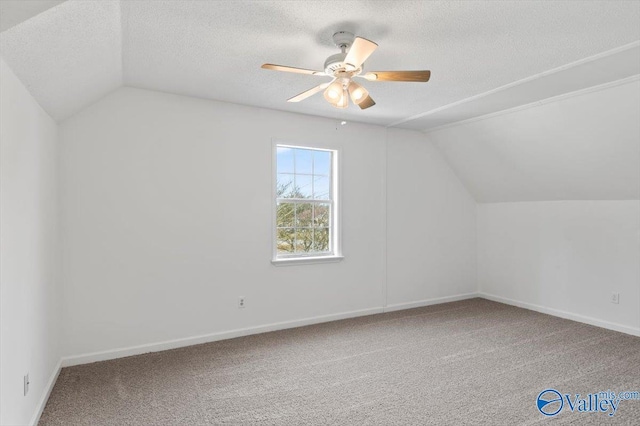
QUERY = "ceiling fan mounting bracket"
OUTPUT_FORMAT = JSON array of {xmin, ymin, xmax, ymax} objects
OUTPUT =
[{"xmin": 332, "ymin": 31, "xmax": 355, "ymax": 49}]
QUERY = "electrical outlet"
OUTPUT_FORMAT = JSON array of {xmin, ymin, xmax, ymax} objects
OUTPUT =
[
  {"xmin": 24, "ymin": 374, "xmax": 29, "ymax": 396},
  {"xmin": 611, "ymin": 292, "xmax": 620, "ymax": 304},
  {"xmin": 238, "ymin": 296, "xmax": 245, "ymax": 309}
]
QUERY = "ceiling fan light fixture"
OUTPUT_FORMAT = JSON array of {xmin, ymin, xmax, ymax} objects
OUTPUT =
[
  {"xmin": 336, "ymin": 88, "xmax": 349, "ymax": 109},
  {"xmin": 324, "ymin": 80, "xmax": 348, "ymax": 108},
  {"xmin": 348, "ymin": 81, "xmax": 369, "ymax": 105},
  {"xmin": 323, "ymin": 80, "xmax": 342, "ymax": 102}
]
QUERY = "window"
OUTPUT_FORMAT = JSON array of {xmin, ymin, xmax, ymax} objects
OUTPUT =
[{"xmin": 273, "ymin": 144, "xmax": 341, "ymax": 263}]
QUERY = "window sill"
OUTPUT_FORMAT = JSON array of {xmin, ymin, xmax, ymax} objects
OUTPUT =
[{"xmin": 271, "ymin": 255, "xmax": 344, "ymax": 267}]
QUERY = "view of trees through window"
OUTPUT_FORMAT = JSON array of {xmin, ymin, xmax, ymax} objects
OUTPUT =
[{"xmin": 276, "ymin": 146, "xmax": 332, "ymax": 256}]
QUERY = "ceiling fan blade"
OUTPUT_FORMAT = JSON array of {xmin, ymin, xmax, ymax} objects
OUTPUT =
[
  {"xmin": 262, "ymin": 63, "xmax": 325, "ymax": 75},
  {"xmin": 344, "ymin": 37, "xmax": 378, "ymax": 69},
  {"xmin": 357, "ymin": 95, "xmax": 376, "ymax": 110},
  {"xmin": 287, "ymin": 82, "xmax": 332, "ymax": 102},
  {"xmin": 363, "ymin": 70, "xmax": 431, "ymax": 82}
]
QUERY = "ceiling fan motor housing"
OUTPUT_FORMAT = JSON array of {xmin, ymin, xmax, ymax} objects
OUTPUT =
[
  {"xmin": 324, "ymin": 53, "xmax": 348, "ymax": 74},
  {"xmin": 324, "ymin": 31, "xmax": 362, "ymax": 75}
]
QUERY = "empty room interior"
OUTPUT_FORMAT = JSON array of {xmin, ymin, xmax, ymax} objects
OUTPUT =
[{"xmin": 1, "ymin": 1, "xmax": 640, "ymax": 425}]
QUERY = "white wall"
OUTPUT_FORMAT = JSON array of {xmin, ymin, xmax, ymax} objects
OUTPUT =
[
  {"xmin": 59, "ymin": 87, "xmax": 477, "ymax": 359},
  {"xmin": 478, "ymin": 201, "xmax": 640, "ymax": 335},
  {"xmin": 0, "ymin": 58, "xmax": 61, "ymax": 425},
  {"xmin": 386, "ymin": 128, "xmax": 477, "ymax": 307},
  {"xmin": 425, "ymin": 78, "xmax": 640, "ymax": 337}
]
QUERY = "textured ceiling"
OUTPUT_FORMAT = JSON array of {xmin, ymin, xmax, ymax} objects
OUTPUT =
[
  {"xmin": 0, "ymin": 0, "xmax": 121, "ymax": 120},
  {"xmin": 0, "ymin": 0, "xmax": 66, "ymax": 32},
  {"xmin": 429, "ymin": 78, "xmax": 640, "ymax": 202},
  {"xmin": 0, "ymin": 0, "xmax": 639, "ymax": 124}
]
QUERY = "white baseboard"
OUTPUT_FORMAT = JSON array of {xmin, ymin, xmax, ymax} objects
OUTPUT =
[
  {"xmin": 61, "ymin": 306, "xmax": 384, "ymax": 367},
  {"xmin": 29, "ymin": 359, "xmax": 62, "ymax": 426},
  {"xmin": 61, "ymin": 293, "xmax": 485, "ymax": 367},
  {"xmin": 479, "ymin": 292, "xmax": 640, "ymax": 337},
  {"xmin": 383, "ymin": 292, "xmax": 479, "ymax": 313}
]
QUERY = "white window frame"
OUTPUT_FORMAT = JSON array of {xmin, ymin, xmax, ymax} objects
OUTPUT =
[{"xmin": 271, "ymin": 141, "xmax": 343, "ymax": 266}]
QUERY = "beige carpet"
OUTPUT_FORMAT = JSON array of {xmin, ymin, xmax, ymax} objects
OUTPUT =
[{"xmin": 40, "ymin": 299, "xmax": 640, "ymax": 425}]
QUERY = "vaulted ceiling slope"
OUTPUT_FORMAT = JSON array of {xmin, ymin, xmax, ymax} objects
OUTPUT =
[
  {"xmin": 429, "ymin": 78, "xmax": 640, "ymax": 202},
  {"xmin": 0, "ymin": 1, "xmax": 639, "ymax": 126},
  {"xmin": 0, "ymin": 0, "xmax": 65, "ymax": 32},
  {"xmin": 0, "ymin": 1, "xmax": 122, "ymax": 120}
]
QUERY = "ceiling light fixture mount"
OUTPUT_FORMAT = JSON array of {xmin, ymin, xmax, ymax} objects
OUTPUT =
[{"xmin": 261, "ymin": 30, "xmax": 431, "ymax": 110}]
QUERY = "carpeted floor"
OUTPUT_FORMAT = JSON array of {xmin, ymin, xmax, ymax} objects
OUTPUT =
[{"xmin": 40, "ymin": 298, "xmax": 640, "ymax": 425}]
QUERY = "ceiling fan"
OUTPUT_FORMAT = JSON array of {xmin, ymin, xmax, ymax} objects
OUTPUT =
[{"xmin": 261, "ymin": 31, "xmax": 430, "ymax": 110}]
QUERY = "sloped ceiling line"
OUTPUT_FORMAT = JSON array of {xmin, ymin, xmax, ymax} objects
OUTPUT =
[
  {"xmin": 0, "ymin": 0, "xmax": 66, "ymax": 32},
  {"xmin": 391, "ymin": 41, "xmax": 640, "ymax": 131},
  {"xmin": 423, "ymin": 74, "xmax": 640, "ymax": 134}
]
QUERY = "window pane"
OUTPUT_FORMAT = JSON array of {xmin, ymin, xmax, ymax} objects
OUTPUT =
[
  {"xmin": 275, "ymin": 145, "xmax": 336, "ymax": 260},
  {"xmin": 313, "ymin": 151, "xmax": 331, "ymax": 176},
  {"xmin": 277, "ymin": 202, "xmax": 295, "ymax": 227},
  {"xmin": 313, "ymin": 203, "xmax": 330, "ymax": 227},
  {"xmin": 295, "ymin": 149, "xmax": 313, "ymax": 174},
  {"xmin": 276, "ymin": 228, "xmax": 295, "ymax": 253},
  {"xmin": 296, "ymin": 203, "xmax": 313, "ymax": 227},
  {"xmin": 277, "ymin": 174, "xmax": 295, "ymax": 198},
  {"xmin": 313, "ymin": 228, "xmax": 330, "ymax": 252},
  {"xmin": 277, "ymin": 147, "xmax": 294, "ymax": 173},
  {"xmin": 295, "ymin": 228, "xmax": 313, "ymax": 252},
  {"xmin": 295, "ymin": 174, "xmax": 313, "ymax": 198},
  {"xmin": 313, "ymin": 175, "xmax": 330, "ymax": 199}
]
